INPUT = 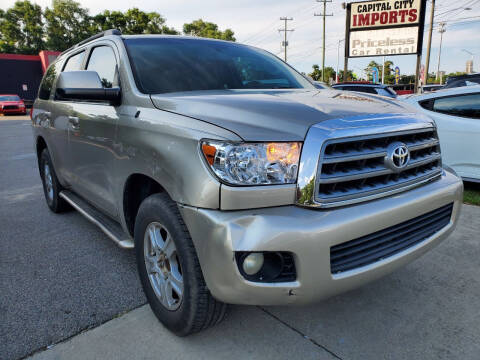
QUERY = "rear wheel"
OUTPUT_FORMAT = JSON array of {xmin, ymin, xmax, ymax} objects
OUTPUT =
[
  {"xmin": 39, "ymin": 148, "xmax": 70, "ymax": 213},
  {"xmin": 134, "ymin": 193, "xmax": 226, "ymax": 336}
]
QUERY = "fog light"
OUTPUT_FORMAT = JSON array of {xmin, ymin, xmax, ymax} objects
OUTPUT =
[{"xmin": 242, "ymin": 253, "xmax": 264, "ymax": 275}]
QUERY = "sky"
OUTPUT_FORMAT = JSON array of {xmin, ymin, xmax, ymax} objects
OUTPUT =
[{"xmin": 1, "ymin": 0, "xmax": 479, "ymax": 78}]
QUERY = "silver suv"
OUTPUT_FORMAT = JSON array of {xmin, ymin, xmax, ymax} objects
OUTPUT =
[{"xmin": 32, "ymin": 30, "xmax": 463, "ymax": 336}]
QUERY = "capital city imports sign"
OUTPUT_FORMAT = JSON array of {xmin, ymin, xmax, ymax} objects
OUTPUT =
[{"xmin": 345, "ymin": 0, "xmax": 426, "ymax": 58}]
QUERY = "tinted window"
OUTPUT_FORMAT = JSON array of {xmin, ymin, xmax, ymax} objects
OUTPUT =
[
  {"xmin": 375, "ymin": 88, "xmax": 396, "ymax": 97},
  {"xmin": 87, "ymin": 46, "xmax": 117, "ymax": 88},
  {"xmin": 466, "ymin": 79, "xmax": 480, "ymax": 86},
  {"xmin": 38, "ymin": 61, "xmax": 62, "ymax": 100},
  {"xmin": 0, "ymin": 95, "xmax": 20, "ymax": 101},
  {"xmin": 433, "ymin": 94, "xmax": 480, "ymax": 119},
  {"xmin": 124, "ymin": 38, "xmax": 312, "ymax": 94},
  {"xmin": 63, "ymin": 51, "xmax": 85, "ymax": 71},
  {"xmin": 344, "ymin": 86, "xmax": 376, "ymax": 94}
]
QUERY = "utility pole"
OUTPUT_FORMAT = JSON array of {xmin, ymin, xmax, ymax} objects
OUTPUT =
[
  {"xmin": 343, "ymin": 2, "xmax": 350, "ymax": 82},
  {"xmin": 424, "ymin": 0, "xmax": 435, "ymax": 85},
  {"xmin": 279, "ymin": 17, "xmax": 294, "ymax": 62},
  {"xmin": 314, "ymin": 0, "xmax": 333, "ymax": 82},
  {"xmin": 436, "ymin": 22, "xmax": 446, "ymax": 84}
]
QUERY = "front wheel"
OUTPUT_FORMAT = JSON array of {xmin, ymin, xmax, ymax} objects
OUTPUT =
[{"xmin": 134, "ymin": 193, "xmax": 226, "ymax": 336}]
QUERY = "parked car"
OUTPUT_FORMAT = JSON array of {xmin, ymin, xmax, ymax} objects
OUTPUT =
[
  {"xmin": 392, "ymin": 83, "xmax": 415, "ymax": 95},
  {"xmin": 0, "ymin": 94, "xmax": 27, "ymax": 115},
  {"xmin": 444, "ymin": 73, "xmax": 480, "ymax": 89},
  {"xmin": 332, "ymin": 82, "xmax": 397, "ymax": 98},
  {"xmin": 32, "ymin": 30, "xmax": 463, "ymax": 336},
  {"xmin": 422, "ymin": 84, "xmax": 444, "ymax": 93},
  {"xmin": 402, "ymin": 85, "xmax": 480, "ymax": 182}
]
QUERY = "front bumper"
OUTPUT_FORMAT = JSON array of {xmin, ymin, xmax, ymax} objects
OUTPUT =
[
  {"xmin": 0, "ymin": 108, "xmax": 27, "ymax": 115},
  {"xmin": 179, "ymin": 170, "xmax": 463, "ymax": 305}
]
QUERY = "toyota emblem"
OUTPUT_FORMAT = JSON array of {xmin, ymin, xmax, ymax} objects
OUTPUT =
[{"xmin": 385, "ymin": 142, "xmax": 410, "ymax": 172}]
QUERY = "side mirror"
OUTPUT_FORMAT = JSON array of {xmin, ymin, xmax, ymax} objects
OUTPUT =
[{"xmin": 55, "ymin": 71, "xmax": 121, "ymax": 104}]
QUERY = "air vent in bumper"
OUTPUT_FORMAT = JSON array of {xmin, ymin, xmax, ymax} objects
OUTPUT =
[{"xmin": 330, "ymin": 203, "xmax": 453, "ymax": 274}]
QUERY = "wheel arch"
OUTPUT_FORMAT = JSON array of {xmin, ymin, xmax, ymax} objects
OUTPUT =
[
  {"xmin": 123, "ymin": 173, "xmax": 167, "ymax": 237},
  {"xmin": 35, "ymin": 135, "xmax": 48, "ymax": 172}
]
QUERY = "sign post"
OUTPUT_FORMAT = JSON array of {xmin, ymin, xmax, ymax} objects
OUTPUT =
[
  {"xmin": 394, "ymin": 66, "xmax": 400, "ymax": 84},
  {"xmin": 372, "ymin": 67, "xmax": 379, "ymax": 83},
  {"xmin": 345, "ymin": 0, "xmax": 427, "ymax": 92}
]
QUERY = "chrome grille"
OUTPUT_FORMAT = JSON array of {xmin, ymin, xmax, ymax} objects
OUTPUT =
[{"xmin": 316, "ymin": 128, "xmax": 442, "ymax": 207}]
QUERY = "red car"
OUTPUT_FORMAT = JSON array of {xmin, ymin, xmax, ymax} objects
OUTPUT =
[{"xmin": 0, "ymin": 94, "xmax": 27, "ymax": 115}]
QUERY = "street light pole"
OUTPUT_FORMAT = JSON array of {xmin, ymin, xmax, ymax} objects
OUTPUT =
[
  {"xmin": 436, "ymin": 22, "xmax": 446, "ymax": 84},
  {"xmin": 382, "ymin": 56, "xmax": 385, "ymax": 84},
  {"xmin": 336, "ymin": 39, "xmax": 344, "ymax": 83}
]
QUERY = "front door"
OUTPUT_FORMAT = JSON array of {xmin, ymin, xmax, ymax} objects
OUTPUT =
[{"xmin": 67, "ymin": 44, "xmax": 121, "ymax": 218}]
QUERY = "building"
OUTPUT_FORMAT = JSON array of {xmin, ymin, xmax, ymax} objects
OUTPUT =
[{"xmin": 0, "ymin": 51, "xmax": 60, "ymax": 104}]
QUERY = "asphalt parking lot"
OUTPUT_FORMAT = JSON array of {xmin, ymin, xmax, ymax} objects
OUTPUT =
[{"xmin": 1, "ymin": 115, "xmax": 480, "ymax": 360}]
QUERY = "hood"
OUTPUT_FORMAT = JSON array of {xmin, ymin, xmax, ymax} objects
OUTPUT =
[{"xmin": 150, "ymin": 89, "xmax": 419, "ymax": 141}]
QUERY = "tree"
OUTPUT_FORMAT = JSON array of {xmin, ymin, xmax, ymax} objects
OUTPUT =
[
  {"xmin": 92, "ymin": 10, "xmax": 126, "ymax": 33},
  {"xmin": 0, "ymin": 1, "xmax": 45, "ymax": 54},
  {"xmin": 338, "ymin": 69, "xmax": 356, "ymax": 82},
  {"xmin": 399, "ymin": 74, "xmax": 415, "ymax": 84},
  {"xmin": 183, "ymin": 19, "xmax": 235, "ymax": 41},
  {"xmin": 365, "ymin": 60, "xmax": 395, "ymax": 84},
  {"xmin": 92, "ymin": 8, "xmax": 178, "ymax": 35},
  {"xmin": 308, "ymin": 65, "xmax": 336, "ymax": 82},
  {"xmin": 44, "ymin": 0, "xmax": 92, "ymax": 51}
]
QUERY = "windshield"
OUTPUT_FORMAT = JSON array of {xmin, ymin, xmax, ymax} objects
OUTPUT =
[
  {"xmin": 124, "ymin": 38, "xmax": 313, "ymax": 94},
  {"xmin": 0, "ymin": 95, "xmax": 20, "ymax": 101}
]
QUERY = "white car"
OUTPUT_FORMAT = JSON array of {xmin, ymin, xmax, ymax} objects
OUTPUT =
[{"xmin": 402, "ymin": 86, "xmax": 480, "ymax": 182}]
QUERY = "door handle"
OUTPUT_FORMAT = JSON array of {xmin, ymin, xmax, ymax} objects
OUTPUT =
[{"xmin": 68, "ymin": 116, "xmax": 80, "ymax": 129}]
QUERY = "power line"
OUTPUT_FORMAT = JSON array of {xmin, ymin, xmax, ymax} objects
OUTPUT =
[{"xmin": 241, "ymin": 2, "xmax": 317, "ymax": 45}]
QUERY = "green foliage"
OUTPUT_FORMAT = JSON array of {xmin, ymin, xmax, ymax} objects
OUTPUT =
[
  {"xmin": 338, "ymin": 69, "xmax": 356, "ymax": 82},
  {"xmin": 92, "ymin": 8, "xmax": 178, "ymax": 35},
  {"xmin": 44, "ymin": 0, "xmax": 92, "ymax": 51},
  {"xmin": 309, "ymin": 65, "xmax": 336, "ymax": 82},
  {"xmin": 446, "ymin": 71, "xmax": 466, "ymax": 77},
  {"xmin": 183, "ymin": 19, "xmax": 235, "ymax": 41},
  {"xmin": 297, "ymin": 178, "xmax": 315, "ymax": 205},
  {"xmin": 365, "ymin": 60, "xmax": 395, "ymax": 84},
  {"xmin": 399, "ymin": 74, "xmax": 415, "ymax": 84},
  {"xmin": 0, "ymin": 0, "xmax": 182, "ymax": 53},
  {"xmin": 0, "ymin": 1, "xmax": 45, "ymax": 54}
]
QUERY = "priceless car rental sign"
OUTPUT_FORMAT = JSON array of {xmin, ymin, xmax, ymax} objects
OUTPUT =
[{"xmin": 346, "ymin": 0, "xmax": 426, "ymax": 58}]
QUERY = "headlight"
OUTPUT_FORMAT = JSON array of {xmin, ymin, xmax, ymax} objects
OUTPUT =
[{"xmin": 201, "ymin": 140, "xmax": 302, "ymax": 185}]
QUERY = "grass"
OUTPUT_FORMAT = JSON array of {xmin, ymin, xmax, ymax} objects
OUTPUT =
[{"xmin": 464, "ymin": 181, "xmax": 480, "ymax": 206}]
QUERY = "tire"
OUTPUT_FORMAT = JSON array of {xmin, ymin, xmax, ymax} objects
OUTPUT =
[
  {"xmin": 39, "ymin": 148, "xmax": 71, "ymax": 213},
  {"xmin": 134, "ymin": 193, "xmax": 226, "ymax": 336}
]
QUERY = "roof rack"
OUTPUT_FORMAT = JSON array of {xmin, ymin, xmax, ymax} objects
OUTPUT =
[{"xmin": 62, "ymin": 29, "xmax": 122, "ymax": 54}]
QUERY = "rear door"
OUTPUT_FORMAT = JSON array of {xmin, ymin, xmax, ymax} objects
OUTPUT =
[
  {"xmin": 421, "ymin": 92, "xmax": 480, "ymax": 179},
  {"xmin": 66, "ymin": 43, "xmax": 121, "ymax": 218}
]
